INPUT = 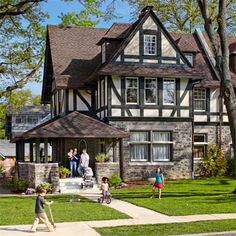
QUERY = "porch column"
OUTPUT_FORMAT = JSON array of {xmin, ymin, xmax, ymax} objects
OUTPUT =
[
  {"xmin": 44, "ymin": 138, "xmax": 48, "ymax": 163},
  {"xmin": 113, "ymin": 139, "xmax": 118, "ymax": 162},
  {"xmin": 119, "ymin": 138, "xmax": 123, "ymax": 179},
  {"xmin": 29, "ymin": 141, "xmax": 34, "ymax": 162},
  {"xmin": 35, "ymin": 138, "xmax": 40, "ymax": 163},
  {"xmin": 16, "ymin": 141, "xmax": 24, "ymax": 162}
]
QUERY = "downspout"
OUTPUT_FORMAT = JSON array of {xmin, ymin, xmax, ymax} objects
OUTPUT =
[{"xmin": 219, "ymin": 90, "xmax": 223, "ymax": 149}]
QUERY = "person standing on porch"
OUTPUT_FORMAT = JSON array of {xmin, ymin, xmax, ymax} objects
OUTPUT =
[
  {"xmin": 78, "ymin": 148, "xmax": 89, "ymax": 177},
  {"xmin": 68, "ymin": 148, "xmax": 78, "ymax": 178},
  {"xmin": 31, "ymin": 188, "xmax": 54, "ymax": 233}
]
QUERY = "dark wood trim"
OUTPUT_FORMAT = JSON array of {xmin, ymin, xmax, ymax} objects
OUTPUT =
[
  {"xmin": 107, "ymin": 76, "xmax": 112, "ymax": 117},
  {"xmin": 73, "ymin": 89, "xmax": 77, "ymax": 111},
  {"xmin": 65, "ymin": 89, "xmax": 69, "ymax": 114},
  {"xmin": 139, "ymin": 28, "xmax": 144, "ymax": 63},
  {"xmin": 158, "ymin": 78, "xmax": 163, "ymax": 116},
  {"xmin": 35, "ymin": 138, "xmax": 40, "ymax": 163},
  {"xmin": 194, "ymin": 111, "xmax": 227, "ymax": 116},
  {"xmin": 29, "ymin": 142, "xmax": 34, "ymax": 162},
  {"xmin": 189, "ymin": 79, "xmax": 193, "ymax": 118},
  {"xmin": 77, "ymin": 90, "xmax": 92, "ymax": 111},
  {"xmin": 107, "ymin": 116, "xmax": 193, "ymax": 122},
  {"xmin": 121, "ymin": 77, "xmax": 125, "ymax": 116},
  {"xmin": 206, "ymin": 88, "xmax": 211, "ymax": 122},
  {"xmin": 91, "ymin": 90, "xmax": 96, "ymax": 113},
  {"xmin": 194, "ymin": 122, "xmax": 229, "ymax": 126},
  {"xmin": 111, "ymin": 104, "xmax": 189, "ymax": 109},
  {"xmin": 139, "ymin": 77, "xmax": 144, "ymax": 117},
  {"xmin": 143, "ymin": 29, "xmax": 158, "ymax": 34},
  {"xmin": 176, "ymin": 78, "xmax": 180, "ymax": 117}
]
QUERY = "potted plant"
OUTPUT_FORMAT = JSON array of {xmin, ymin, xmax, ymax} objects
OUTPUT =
[
  {"xmin": 95, "ymin": 153, "xmax": 109, "ymax": 163},
  {"xmin": 59, "ymin": 166, "xmax": 70, "ymax": 179}
]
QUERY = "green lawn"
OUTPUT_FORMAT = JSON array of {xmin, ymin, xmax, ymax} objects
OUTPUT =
[
  {"xmin": 111, "ymin": 178, "xmax": 236, "ymax": 216},
  {"xmin": 95, "ymin": 219, "xmax": 236, "ymax": 236},
  {"xmin": 0, "ymin": 195, "xmax": 129, "ymax": 225}
]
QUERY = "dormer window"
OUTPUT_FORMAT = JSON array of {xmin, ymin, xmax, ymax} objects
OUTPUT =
[
  {"xmin": 184, "ymin": 53, "xmax": 193, "ymax": 66},
  {"xmin": 144, "ymin": 35, "xmax": 157, "ymax": 55},
  {"xmin": 102, "ymin": 43, "xmax": 106, "ymax": 63}
]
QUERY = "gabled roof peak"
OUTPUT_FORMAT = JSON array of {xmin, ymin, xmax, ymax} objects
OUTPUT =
[{"xmin": 141, "ymin": 6, "xmax": 154, "ymax": 13}]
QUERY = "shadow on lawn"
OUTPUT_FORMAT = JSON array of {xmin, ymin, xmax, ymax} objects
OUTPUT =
[{"xmin": 112, "ymin": 191, "xmax": 228, "ymax": 199}]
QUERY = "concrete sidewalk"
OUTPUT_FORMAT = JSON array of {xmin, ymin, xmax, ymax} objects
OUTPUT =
[{"xmin": 0, "ymin": 192, "xmax": 236, "ymax": 236}]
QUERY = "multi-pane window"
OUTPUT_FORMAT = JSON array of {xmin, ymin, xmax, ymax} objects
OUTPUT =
[
  {"xmin": 193, "ymin": 134, "xmax": 207, "ymax": 159},
  {"xmin": 194, "ymin": 88, "xmax": 206, "ymax": 111},
  {"xmin": 152, "ymin": 132, "xmax": 171, "ymax": 161},
  {"xmin": 130, "ymin": 132, "xmax": 149, "ymax": 161},
  {"xmin": 163, "ymin": 79, "xmax": 175, "ymax": 105},
  {"xmin": 130, "ymin": 131, "xmax": 172, "ymax": 162},
  {"xmin": 126, "ymin": 77, "xmax": 138, "ymax": 104},
  {"xmin": 145, "ymin": 78, "xmax": 157, "ymax": 104},
  {"xmin": 144, "ymin": 35, "xmax": 157, "ymax": 55}
]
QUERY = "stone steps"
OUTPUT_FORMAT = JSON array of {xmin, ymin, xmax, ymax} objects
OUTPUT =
[{"xmin": 59, "ymin": 177, "xmax": 99, "ymax": 194}]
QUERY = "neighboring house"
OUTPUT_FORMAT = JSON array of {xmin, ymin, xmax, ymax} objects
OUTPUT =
[
  {"xmin": 6, "ymin": 105, "xmax": 50, "ymax": 139},
  {"xmin": 13, "ymin": 6, "xmax": 236, "ymax": 182}
]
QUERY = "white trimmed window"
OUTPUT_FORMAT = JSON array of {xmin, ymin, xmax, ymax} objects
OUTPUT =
[
  {"xmin": 130, "ymin": 131, "xmax": 149, "ymax": 161},
  {"xmin": 144, "ymin": 35, "xmax": 157, "ymax": 55},
  {"xmin": 163, "ymin": 79, "xmax": 175, "ymax": 105},
  {"xmin": 184, "ymin": 53, "xmax": 193, "ymax": 66},
  {"xmin": 152, "ymin": 132, "xmax": 172, "ymax": 161},
  {"xmin": 144, "ymin": 78, "xmax": 157, "ymax": 104},
  {"xmin": 193, "ymin": 134, "xmax": 208, "ymax": 159},
  {"xmin": 126, "ymin": 77, "xmax": 138, "ymax": 104},
  {"xmin": 194, "ymin": 88, "xmax": 206, "ymax": 111},
  {"xmin": 130, "ymin": 131, "xmax": 173, "ymax": 162}
]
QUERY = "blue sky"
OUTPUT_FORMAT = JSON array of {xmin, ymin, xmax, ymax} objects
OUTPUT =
[{"xmin": 26, "ymin": 0, "xmax": 132, "ymax": 95}]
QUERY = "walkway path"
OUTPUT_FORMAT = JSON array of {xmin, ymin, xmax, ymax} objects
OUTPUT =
[{"xmin": 0, "ymin": 191, "xmax": 236, "ymax": 236}]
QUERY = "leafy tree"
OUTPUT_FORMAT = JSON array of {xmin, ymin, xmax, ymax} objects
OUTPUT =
[
  {"xmin": 127, "ymin": 0, "xmax": 236, "ymax": 33},
  {"xmin": 0, "ymin": 0, "xmax": 118, "ymax": 99},
  {"xmin": 197, "ymin": 0, "xmax": 236, "ymax": 176}
]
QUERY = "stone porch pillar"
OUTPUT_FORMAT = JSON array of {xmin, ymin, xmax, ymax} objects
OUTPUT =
[{"xmin": 35, "ymin": 138, "xmax": 40, "ymax": 163}]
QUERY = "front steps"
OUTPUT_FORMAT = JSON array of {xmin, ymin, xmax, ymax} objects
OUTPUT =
[{"xmin": 59, "ymin": 177, "xmax": 99, "ymax": 194}]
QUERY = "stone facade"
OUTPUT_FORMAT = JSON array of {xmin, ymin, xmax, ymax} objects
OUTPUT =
[
  {"xmin": 110, "ymin": 121, "xmax": 193, "ymax": 181},
  {"xmin": 18, "ymin": 162, "xmax": 60, "ymax": 192},
  {"xmin": 95, "ymin": 162, "xmax": 120, "ymax": 184},
  {"xmin": 194, "ymin": 125, "xmax": 231, "ymax": 156}
]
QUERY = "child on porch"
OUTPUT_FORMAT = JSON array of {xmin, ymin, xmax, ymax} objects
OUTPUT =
[
  {"xmin": 31, "ymin": 188, "xmax": 54, "ymax": 233},
  {"xmin": 151, "ymin": 167, "xmax": 164, "ymax": 199}
]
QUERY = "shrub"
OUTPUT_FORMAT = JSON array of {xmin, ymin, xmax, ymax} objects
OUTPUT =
[
  {"xmin": 200, "ymin": 145, "xmax": 227, "ymax": 177},
  {"xmin": 95, "ymin": 153, "xmax": 109, "ymax": 163},
  {"xmin": 36, "ymin": 182, "xmax": 52, "ymax": 193},
  {"xmin": 226, "ymin": 157, "xmax": 235, "ymax": 177},
  {"xmin": 108, "ymin": 174, "xmax": 122, "ymax": 188},
  {"xmin": 13, "ymin": 178, "xmax": 28, "ymax": 192},
  {"xmin": 0, "ymin": 164, "xmax": 4, "ymax": 175}
]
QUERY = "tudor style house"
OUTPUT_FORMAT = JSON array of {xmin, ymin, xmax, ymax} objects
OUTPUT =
[{"xmin": 14, "ymin": 6, "xmax": 236, "ymax": 185}]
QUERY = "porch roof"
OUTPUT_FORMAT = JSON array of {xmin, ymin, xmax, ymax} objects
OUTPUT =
[{"xmin": 13, "ymin": 111, "xmax": 128, "ymax": 141}]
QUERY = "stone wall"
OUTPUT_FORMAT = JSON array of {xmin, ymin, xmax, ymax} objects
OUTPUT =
[
  {"xmin": 110, "ymin": 121, "xmax": 193, "ymax": 181},
  {"xmin": 194, "ymin": 125, "xmax": 231, "ymax": 156},
  {"xmin": 95, "ymin": 162, "xmax": 120, "ymax": 184},
  {"xmin": 18, "ymin": 162, "xmax": 60, "ymax": 192}
]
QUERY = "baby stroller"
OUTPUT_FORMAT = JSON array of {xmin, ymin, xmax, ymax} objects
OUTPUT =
[{"xmin": 81, "ymin": 167, "xmax": 94, "ymax": 189}]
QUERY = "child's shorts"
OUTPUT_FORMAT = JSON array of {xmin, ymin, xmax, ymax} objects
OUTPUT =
[{"xmin": 153, "ymin": 182, "xmax": 163, "ymax": 189}]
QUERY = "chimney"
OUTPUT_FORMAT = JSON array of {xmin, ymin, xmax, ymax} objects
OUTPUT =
[{"xmin": 229, "ymin": 42, "xmax": 236, "ymax": 74}]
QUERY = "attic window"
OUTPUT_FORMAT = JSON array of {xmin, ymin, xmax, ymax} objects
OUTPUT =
[
  {"xmin": 101, "ymin": 43, "xmax": 106, "ymax": 63},
  {"xmin": 144, "ymin": 35, "xmax": 157, "ymax": 55},
  {"xmin": 184, "ymin": 53, "xmax": 193, "ymax": 66}
]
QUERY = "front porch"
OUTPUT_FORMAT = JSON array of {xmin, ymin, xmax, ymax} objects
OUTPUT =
[{"xmin": 13, "ymin": 111, "xmax": 128, "ymax": 192}]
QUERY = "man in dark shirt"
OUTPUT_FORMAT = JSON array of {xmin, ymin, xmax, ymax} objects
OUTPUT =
[{"xmin": 31, "ymin": 188, "xmax": 54, "ymax": 232}]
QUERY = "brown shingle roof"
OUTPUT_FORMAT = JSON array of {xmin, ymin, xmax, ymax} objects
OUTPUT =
[
  {"xmin": 15, "ymin": 111, "xmax": 128, "ymax": 140},
  {"xmin": 48, "ymin": 25, "xmax": 107, "ymax": 89}
]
